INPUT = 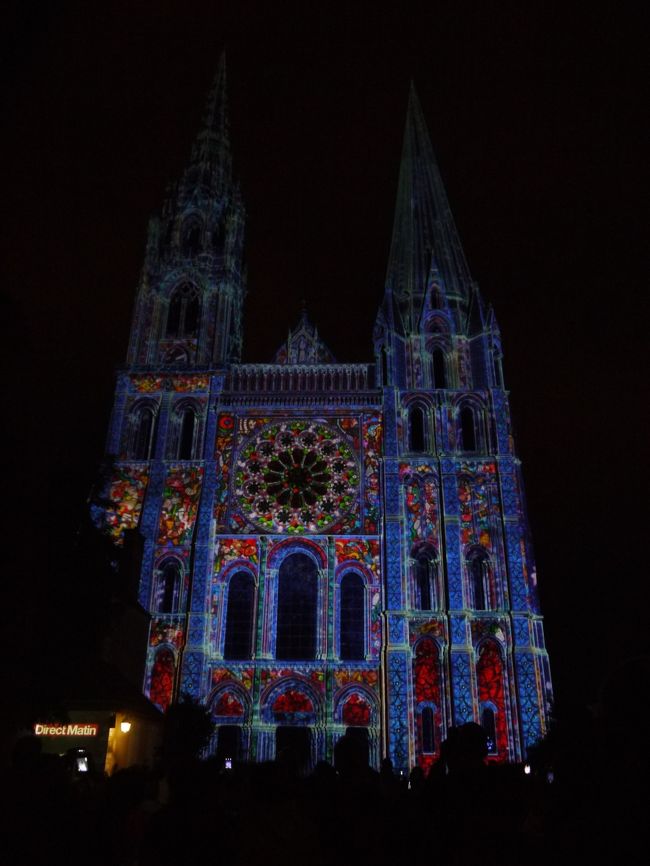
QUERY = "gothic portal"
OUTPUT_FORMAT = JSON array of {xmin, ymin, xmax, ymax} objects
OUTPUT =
[{"xmin": 97, "ymin": 57, "xmax": 552, "ymax": 771}]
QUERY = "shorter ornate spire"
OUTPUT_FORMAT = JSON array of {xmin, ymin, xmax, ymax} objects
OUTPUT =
[{"xmin": 273, "ymin": 311, "xmax": 336, "ymax": 365}]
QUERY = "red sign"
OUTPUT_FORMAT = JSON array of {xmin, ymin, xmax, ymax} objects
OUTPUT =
[{"xmin": 34, "ymin": 723, "xmax": 99, "ymax": 737}]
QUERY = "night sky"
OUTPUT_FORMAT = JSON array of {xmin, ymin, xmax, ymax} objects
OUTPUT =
[{"xmin": 4, "ymin": 1, "xmax": 647, "ymax": 712}]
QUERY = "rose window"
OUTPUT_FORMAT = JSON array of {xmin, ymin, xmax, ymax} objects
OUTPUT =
[{"xmin": 235, "ymin": 421, "xmax": 359, "ymax": 533}]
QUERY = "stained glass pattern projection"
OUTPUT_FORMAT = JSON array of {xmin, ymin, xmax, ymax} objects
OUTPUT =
[
  {"xmin": 158, "ymin": 466, "xmax": 203, "ymax": 546},
  {"xmin": 235, "ymin": 421, "xmax": 359, "ymax": 533},
  {"xmin": 93, "ymin": 465, "xmax": 149, "ymax": 543}
]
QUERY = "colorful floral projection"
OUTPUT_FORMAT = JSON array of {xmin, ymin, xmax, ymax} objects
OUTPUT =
[
  {"xmin": 158, "ymin": 466, "xmax": 203, "ymax": 546},
  {"xmin": 213, "ymin": 692, "xmax": 245, "ymax": 717},
  {"xmin": 214, "ymin": 413, "xmax": 235, "ymax": 529},
  {"xmin": 363, "ymin": 415, "xmax": 382, "ymax": 532},
  {"xmin": 341, "ymin": 693, "xmax": 371, "ymax": 726},
  {"xmin": 272, "ymin": 689, "xmax": 315, "ymax": 723},
  {"xmin": 93, "ymin": 465, "xmax": 149, "ymax": 543},
  {"xmin": 131, "ymin": 373, "xmax": 209, "ymax": 393}
]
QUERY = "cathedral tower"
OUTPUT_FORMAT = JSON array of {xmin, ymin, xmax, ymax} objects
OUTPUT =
[{"xmin": 97, "ymin": 66, "xmax": 552, "ymax": 771}]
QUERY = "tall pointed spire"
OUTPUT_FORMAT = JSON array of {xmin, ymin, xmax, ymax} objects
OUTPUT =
[
  {"xmin": 384, "ymin": 84, "xmax": 473, "ymax": 332},
  {"xmin": 184, "ymin": 52, "xmax": 232, "ymax": 196}
]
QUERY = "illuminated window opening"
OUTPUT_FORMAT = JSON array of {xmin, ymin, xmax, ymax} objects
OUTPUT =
[
  {"xmin": 409, "ymin": 406, "xmax": 426, "ymax": 453},
  {"xmin": 178, "ymin": 407, "xmax": 197, "ymax": 459},
  {"xmin": 460, "ymin": 405, "xmax": 477, "ymax": 452},
  {"xmin": 340, "ymin": 573, "xmax": 365, "ymax": 660},
  {"xmin": 276, "ymin": 553, "xmax": 317, "ymax": 660},
  {"xmin": 224, "ymin": 571, "xmax": 254, "ymax": 660},
  {"xmin": 432, "ymin": 348, "xmax": 447, "ymax": 388}
]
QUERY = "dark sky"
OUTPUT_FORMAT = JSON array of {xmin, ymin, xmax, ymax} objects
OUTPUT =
[{"xmin": 4, "ymin": 1, "xmax": 647, "ymax": 709}]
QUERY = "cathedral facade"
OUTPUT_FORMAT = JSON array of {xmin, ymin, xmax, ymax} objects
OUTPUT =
[{"xmin": 98, "ymin": 59, "xmax": 552, "ymax": 771}]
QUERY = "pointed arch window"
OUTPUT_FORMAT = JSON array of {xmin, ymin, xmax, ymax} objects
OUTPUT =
[
  {"xmin": 432, "ymin": 348, "xmax": 447, "ymax": 389},
  {"xmin": 467, "ymin": 548, "xmax": 493, "ymax": 610},
  {"xmin": 476, "ymin": 640, "xmax": 507, "ymax": 758},
  {"xmin": 481, "ymin": 704, "xmax": 498, "ymax": 755},
  {"xmin": 166, "ymin": 292, "xmax": 182, "ymax": 337},
  {"xmin": 178, "ymin": 406, "xmax": 197, "ymax": 460},
  {"xmin": 414, "ymin": 548, "xmax": 438, "ymax": 611},
  {"xmin": 421, "ymin": 706, "xmax": 436, "ymax": 754},
  {"xmin": 381, "ymin": 346, "xmax": 389, "ymax": 386},
  {"xmin": 131, "ymin": 405, "xmax": 156, "ymax": 460},
  {"xmin": 409, "ymin": 406, "xmax": 426, "ymax": 453},
  {"xmin": 340, "ymin": 573, "xmax": 365, "ymax": 660},
  {"xmin": 182, "ymin": 221, "xmax": 202, "ymax": 257},
  {"xmin": 224, "ymin": 571, "xmax": 255, "ymax": 660},
  {"xmin": 165, "ymin": 283, "xmax": 200, "ymax": 339},
  {"xmin": 155, "ymin": 559, "xmax": 181, "ymax": 613},
  {"xmin": 460, "ymin": 405, "xmax": 477, "ymax": 452},
  {"xmin": 413, "ymin": 638, "xmax": 442, "ymax": 766},
  {"xmin": 276, "ymin": 552, "xmax": 318, "ymax": 660}
]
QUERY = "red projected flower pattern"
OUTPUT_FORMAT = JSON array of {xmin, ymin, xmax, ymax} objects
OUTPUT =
[
  {"xmin": 413, "ymin": 638, "xmax": 442, "ymax": 771},
  {"xmin": 149, "ymin": 648, "xmax": 175, "ymax": 713},
  {"xmin": 477, "ymin": 640, "xmax": 508, "ymax": 760},
  {"xmin": 342, "ymin": 693, "xmax": 371, "ymax": 726},
  {"xmin": 235, "ymin": 421, "xmax": 358, "ymax": 533},
  {"xmin": 214, "ymin": 692, "xmax": 244, "ymax": 717},
  {"xmin": 272, "ymin": 689, "xmax": 314, "ymax": 723}
]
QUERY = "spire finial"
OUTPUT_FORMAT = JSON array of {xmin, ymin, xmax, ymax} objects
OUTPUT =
[{"xmin": 187, "ymin": 51, "xmax": 232, "ymax": 191}]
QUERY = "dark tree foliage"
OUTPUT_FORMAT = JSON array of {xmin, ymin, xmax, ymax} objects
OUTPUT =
[{"xmin": 162, "ymin": 694, "xmax": 214, "ymax": 767}]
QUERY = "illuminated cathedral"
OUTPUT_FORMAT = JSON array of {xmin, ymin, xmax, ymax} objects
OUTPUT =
[{"xmin": 97, "ymin": 57, "xmax": 552, "ymax": 771}]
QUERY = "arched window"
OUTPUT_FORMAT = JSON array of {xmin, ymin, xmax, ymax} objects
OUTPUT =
[
  {"xmin": 432, "ymin": 348, "xmax": 447, "ymax": 388},
  {"xmin": 166, "ymin": 283, "xmax": 200, "ymax": 339},
  {"xmin": 409, "ymin": 406, "xmax": 426, "ymax": 453},
  {"xmin": 340, "ymin": 573, "xmax": 365, "ymax": 660},
  {"xmin": 381, "ymin": 346, "xmax": 389, "ymax": 386},
  {"xmin": 184, "ymin": 294, "xmax": 199, "ymax": 336},
  {"xmin": 481, "ymin": 705, "xmax": 498, "ymax": 755},
  {"xmin": 414, "ymin": 550, "xmax": 437, "ymax": 610},
  {"xmin": 460, "ymin": 405, "xmax": 477, "ymax": 451},
  {"xmin": 149, "ymin": 648, "xmax": 175, "ymax": 712},
  {"xmin": 224, "ymin": 572, "xmax": 255, "ymax": 660},
  {"xmin": 476, "ymin": 640, "xmax": 507, "ymax": 759},
  {"xmin": 166, "ymin": 292, "xmax": 182, "ymax": 337},
  {"xmin": 276, "ymin": 553, "xmax": 318, "ymax": 660},
  {"xmin": 178, "ymin": 406, "xmax": 196, "ymax": 459},
  {"xmin": 467, "ymin": 549, "xmax": 492, "ymax": 610},
  {"xmin": 155, "ymin": 560, "xmax": 181, "ymax": 613},
  {"xmin": 132, "ymin": 405, "xmax": 155, "ymax": 459},
  {"xmin": 413, "ymin": 638, "xmax": 442, "ymax": 767},
  {"xmin": 421, "ymin": 706, "xmax": 435, "ymax": 753},
  {"xmin": 182, "ymin": 222, "xmax": 201, "ymax": 257}
]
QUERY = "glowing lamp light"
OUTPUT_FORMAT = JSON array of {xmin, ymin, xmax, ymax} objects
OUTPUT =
[
  {"xmin": 524, "ymin": 763, "xmax": 531, "ymax": 775},
  {"xmin": 120, "ymin": 719, "xmax": 132, "ymax": 734}
]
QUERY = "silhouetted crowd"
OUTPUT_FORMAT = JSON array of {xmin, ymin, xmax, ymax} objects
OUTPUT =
[{"xmin": 2, "ymin": 714, "xmax": 644, "ymax": 866}]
